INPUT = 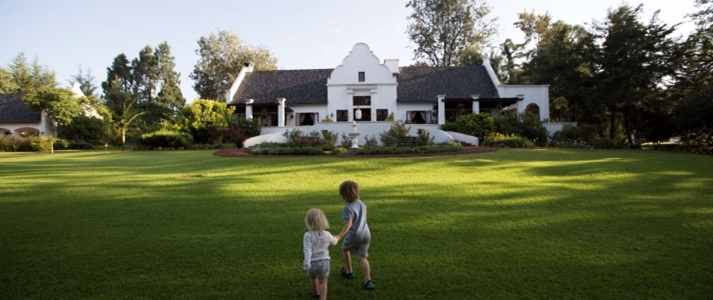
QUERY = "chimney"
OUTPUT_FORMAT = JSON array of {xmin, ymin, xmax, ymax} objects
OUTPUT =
[
  {"xmin": 243, "ymin": 62, "xmax": 254, "ymax": 73},
  {"xmin": 384, "ymin": 59, "xmax": 399, "ymax": 75}
]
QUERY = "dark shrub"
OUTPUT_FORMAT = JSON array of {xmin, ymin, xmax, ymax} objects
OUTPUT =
[
  {"xmin": 589, "ymin": 137, "xmax": 624, "ymax": 149},
  {"xmin": 321, "ymin": 130, "xmax": 338, "ymax": 151},
  {"xmin": 58, "ymin": 115, "xmax": 109, "ymax": 145},
  {"xmin": 379, "ymin": 123, "xmax": 411, "ymax": 146},
  {"xmin": 140, "ymin": 130, "xmax": 194, "ymax": 149},
  {"xmin": 482, "ymin": 135, "xmax": 535, "ymax": 148},
  {"xmin": 454, "ymin": 113, "xmax": 495, "ymax": 138},
  {"xmin": 363, "ymin": 135, "xmax": 379, "ymax": 147},
  {"xmin": 68, "ymin": 141, "xmax": 94, "ymax": 150},
  {"xmin": 416, "ymin": 129, "xmax": 434, "ymax": 146},
  {"xmin": 440, "ymin": 122, "xmax": 458, "ymax": 132}
]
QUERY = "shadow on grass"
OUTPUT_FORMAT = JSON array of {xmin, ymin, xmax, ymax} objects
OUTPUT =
[{"xmin": 1, "ymin": 149, "xmax": 712, "ymax": 299}]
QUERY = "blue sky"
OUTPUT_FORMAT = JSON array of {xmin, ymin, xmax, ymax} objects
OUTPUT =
[{"xmin": 0, "ymin": 0, "xmax": 699, "ymax": 102}]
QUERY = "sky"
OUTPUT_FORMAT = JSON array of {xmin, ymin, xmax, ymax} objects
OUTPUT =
[{"xmin": 0, "ymin": 0, "xmax": 700, "ymax": 103}]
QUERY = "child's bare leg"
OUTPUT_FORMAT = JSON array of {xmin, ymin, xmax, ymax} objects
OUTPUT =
[
  {"xmin": 358, "ymin": 256, "xmax": 371, "ymax": 282},
  {"xmin": 342, "ymin": 250, "xmax": 353, "ymax": 273},
  {"xmin": 319, "ymin": 276, "xmax": 328, "ymax": 300},
  {"xmin": 310, "ymin": 276, "xmax": 319, "ymax": 295}
]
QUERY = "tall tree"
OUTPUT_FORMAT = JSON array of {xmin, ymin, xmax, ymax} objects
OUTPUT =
[
  {"xmin": 132, "ymin": 45, "xmax": 159, "ymax": 103},
  {"xmin": 6, "ymin": 52, "xmax": 56, "ymax": 93},
  {"xmin": 101, "ymin": 54, "xmax": 134, "ymax": 115},
  {"xmin": 190, "ymin": 29, "xmax": 278, "ymax": 100},
  {"xmin": 155, "ymin": 42, "xmax": 185, "ymax": 112},
  {"xmin": 405, "ymin": 0, "xmax": 498, "ymax": 67},
  {"xmin": 591, "ymin": 5, "xmax": 681, "ymax": 144},
  {"xmin": 0, "ymin": 66, "xmax": 17, "ymax": 93},
  {"xmin": 68, "ymin": 65, "xmax": 98, "ymax": 97},
  {"xmin": 113, "ymin": 97, "xmax": 147, "ymax": 151}
]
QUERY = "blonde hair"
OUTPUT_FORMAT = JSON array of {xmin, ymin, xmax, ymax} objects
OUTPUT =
[
  {"xmin": 339, "ymin": 180, "xmax": 359, "ymax": 202},
  {"xmin": 305, "ymin": 208, "xmax": 329, "ymax": 231}
]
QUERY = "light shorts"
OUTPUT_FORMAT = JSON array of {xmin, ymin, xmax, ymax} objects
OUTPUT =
[
  {"xmin": 306, "ymin": 259, "xmax": 330, "ymax": 277},
  {"xmin": 342, "ymin": 233, "xmax": 370, "ymax": 258}
]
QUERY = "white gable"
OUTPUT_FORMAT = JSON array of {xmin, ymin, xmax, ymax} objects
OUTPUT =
[{"xmin": 328, "ymin": 43, "xmax": 396, "ymax": 85}]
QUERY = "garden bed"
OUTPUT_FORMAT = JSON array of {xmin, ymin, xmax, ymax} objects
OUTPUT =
[{"xmin": 213, "ymin": 145, "xmax": 498, "ymax": 158}]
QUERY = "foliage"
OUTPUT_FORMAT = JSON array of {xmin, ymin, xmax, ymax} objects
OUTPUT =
[
  {"xmin": 58, "ymin": 115, "xmax": 110, "ymax": 146},
  {"xmin": 481, "ymin": 134, "xmax": 536, "ymax": 148},
  {"xmin": 332, "ymin": 147, "xmax": 348, "ymax": 155},
  {"xmin": 180, "ymin": 99, "xmax": 235, "ymax": 144},
  {"xmin": 155, "ymin": 42, "xmax": 186, "ymax": 113},
  {"xmin": 190, "ymin": 29, "xmax": 278, "ymax": 100},
  {"xmin": 339, "ymin": 133, "xmax": 353, "ymax": 148},
  {"xmin": 355, "ymin": 143, "xmax": 463, "ymax": 155},
  {"xmin": 282, "ymin": 129, "xmax": 303, "ymax": 147},
  {"xmin": 140, "ymin": 130, "xmax": 194, "ymax": 149},
  {"xmin": 674, "ymin": 84, "xmax": 713, "ymax": 154},
  {"xmin": 5, "ymin": 52, "xmax": 57, "ymax": 94},
  {"xmin": 23, "ymin": 87, "xmax": 83, "ymax": 127},
  {"xmin": 385, "ymin": 112, "xmax": 395, "ymax": 121},
  {"xmin": 236, "ymin": 117, "xmax": 261, "ymax": 138},
  {"xmin": 320, "ymin": 115, "xmax": 334, "ymax": 122},
  {"xmin": 416, "ymin": 128, "xmax": 435, "ymax": 146},
  {"xmin": 405, "ymin": 0, "xmax": 498, "ymax": 66},
  {"xmin": 453, "ymin": 113, "xmax": 495, "ymax": 138},
  {"xmin": 248, "ymin": 145, "xmax": 324, "ymax": 155},
  {"xmin": 588, "ymin": 137, "xmax": 625, "ymax": 149},
  {"xmin": 379, "ymin": 122, "xmax": 412, "ymax": 146},
  {"xmin": 113, "ymin": 97, "xmax": 147, "ymax": 151},
  {"xmin": 0, "ymin": 136, "xmax": 52, "ymax": 152},
  {"xmin": 440, "ymin": 122, "xmax": 459, "ymax": 132},
  {"xmin": 68, "ymin": 65, "xmax": 98, "ymax": 97},
  {"xmin": 320, "ymin": 130, "xmax": 338, "ymax": 150},
  {"xmin": 363, "ymin": 135, "xmax": 379, "ymax": 147}
]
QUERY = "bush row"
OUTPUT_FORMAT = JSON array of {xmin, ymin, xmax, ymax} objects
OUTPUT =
[
  {"xmin": 140, "ymin": 130, "xmax": 194, "ymax": 149},
  {"xmin": 0, "ymin": 136, "xmax": 53, "ymax": 152},
  {"xmin": 248, "ymin": 146, "xmax": 325, "ymax": 155},
  {"xmin": 355, "ymin": 143, "xmax": 463, "ymax": 155},
  {"xmin": 481, "ymin": 135, "xmax": 536, "ymax": 148}
]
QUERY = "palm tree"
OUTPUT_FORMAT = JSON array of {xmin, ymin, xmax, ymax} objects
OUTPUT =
[
  {"xmin": 113, "ymin": 98, "xmax": 146, "ymax": 151},
  {"xmin": 552, "ymin": 97, "xmax": 568, "ymax": 122}
]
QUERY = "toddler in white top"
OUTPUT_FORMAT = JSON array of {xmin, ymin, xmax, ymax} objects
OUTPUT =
[{"xmin": 303, "ymin": 208, "xmax": 340, "ymax": 300}]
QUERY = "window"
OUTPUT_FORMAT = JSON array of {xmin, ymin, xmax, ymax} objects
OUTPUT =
[
  {"xmin": 354, "ymin": 108, "xmax": 372, "ymax": 121},
  {"xmin": 376, "ymin": 109, "xmax": 388, "ymax": 121},
  {"xmin": 353, "ymin": 96, "xmax": 371, "ymax": 106},
  {"xmin": 358, "ymin": 72, "xmax": 365, "ymax": 82},
  {"xmin": 336, "ymin": 110, "xmax": 348, "ymax": 122}
]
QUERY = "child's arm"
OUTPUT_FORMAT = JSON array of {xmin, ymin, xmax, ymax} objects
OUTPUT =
[
  {"xmin": 335, "ymin": 218, "xmax": 353, "ymax": 240},
  {"xmin": 327, "ymin": 231, "xmax": 339, "ymax": 245},
  {"xmin": 303, "ymin": 233, "xmax": 312, "ymax": 270}
]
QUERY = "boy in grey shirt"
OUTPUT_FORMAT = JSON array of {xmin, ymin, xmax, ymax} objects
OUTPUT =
[{"xmin": 335, "ymin": 180, "xmax": 375, "ymax": 290}]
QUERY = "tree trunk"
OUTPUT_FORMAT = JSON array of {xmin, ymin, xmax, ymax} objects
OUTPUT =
[
  {"xmin": 623, "ymin": 110, "xmax": 633, "ymax": 146},
  {"xmin": 121, "ymin": 128, "xmax": 126, "ymax": 151},
  {"xmin": 608, "ymin": 108, "xmax": 617, "ymax": 140}
]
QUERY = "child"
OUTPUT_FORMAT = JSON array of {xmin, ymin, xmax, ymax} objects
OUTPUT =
[
  {"xmin": 303, "ymin": 208, "xmax": 339, "ymax": 300},
  {"xmin": 335, "ymin": 180, "xmax": 375, "ymax": 290}
]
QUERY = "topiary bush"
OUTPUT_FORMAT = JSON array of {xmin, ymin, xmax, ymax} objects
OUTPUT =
[
  {"xmin": 248, "ymin": 145, "xmax": 324, "ymax": 155},
  {"xmin": 482, "ymin": 134, "xmax": 536, "ymax": 148}
]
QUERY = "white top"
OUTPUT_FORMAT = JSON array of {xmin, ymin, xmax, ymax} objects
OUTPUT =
[
  {"xmin": 303, "ymin": 230, "xmax": 338, "ymax": 269},
  {"xmin": 355, "ymin": 109, "xmax": 362, "ymax": 120}
]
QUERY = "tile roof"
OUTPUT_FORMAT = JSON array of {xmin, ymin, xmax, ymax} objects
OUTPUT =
[
  {"xmin": 396, "ymin": 66, "xmax": 499, "ymax": 102},
  {"xmin": 230, "ymin": 66, "xmax": 500, "ymax": 105},
  {"xmin": 231, "ymin": 69, "xmax": 333, "ymax": 105},
  {"xmin": 0, "ymin": 93, "xmax": 41, "ymax": 124}
]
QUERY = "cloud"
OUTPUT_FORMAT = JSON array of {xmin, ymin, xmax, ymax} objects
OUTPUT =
[{"xmin": 331, "ymin": 29, "xmax": 342, "ymax": 34}]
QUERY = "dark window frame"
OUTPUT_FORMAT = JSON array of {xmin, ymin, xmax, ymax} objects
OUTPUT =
[{"xmin": 358, "ymin": 72, "xmax": 365, "ymax": 82}]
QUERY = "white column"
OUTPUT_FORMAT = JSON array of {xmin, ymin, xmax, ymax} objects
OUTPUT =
[
  {"xmin": 347, "ymin": 90, "xmax": 355, "ymax": 121},
  {"xmin": 245, "ymin": 99, "xmax": 254, "ymax": 120},
  {"xmin": 277, "ymin": 98, "xmax": 286, "ymax": 127},
  {"xmin": 370, "ymin": 89, "xmax": 378, "ymax": 122},
  {"xmin": 516, "ymin": 94, "xmax": 525, "ymax": 114},
  {"xmin": 437, "ymin": 95, "xmax": 446, "ymax": 125}
]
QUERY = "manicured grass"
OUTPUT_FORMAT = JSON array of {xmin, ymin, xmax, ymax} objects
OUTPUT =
[{"xmin": 1, "ymin": 149, "xmax": 712, "ymax": 299}]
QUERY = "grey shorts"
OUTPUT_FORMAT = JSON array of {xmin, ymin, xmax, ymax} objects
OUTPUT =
[
  {"xmin": 342, "ymin": 233, "xmax": 370, "ymax": 258},
  {"xmin": 306, "ymin": 259, "xmax": 330, "ymax": 277}
]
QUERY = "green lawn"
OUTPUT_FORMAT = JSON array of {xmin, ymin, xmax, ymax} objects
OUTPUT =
[{"xmin": 1, "ymin": 149, "xmax": 712, "ymax": 299}]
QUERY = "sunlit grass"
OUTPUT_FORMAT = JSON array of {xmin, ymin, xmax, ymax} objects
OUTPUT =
[{"xmin": 1, "ymin": 149, "xmax": 712, "ymax": 299}]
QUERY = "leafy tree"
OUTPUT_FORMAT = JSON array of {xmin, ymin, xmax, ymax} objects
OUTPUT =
[
  {"xmin": 58, "ymin": 114, "xmax": 109, "ymax": 145},
  {"xmin": 180, "ymin": 99, "xmax": 236, "ymax": 144},
  {"xmin": 674, "ymin": 84, "xmax": 713, "ymax": 154},
  {"xmin": 591, "ymin": 5, "xmax": 682, "ymax": 144},
  {"xmin": 190, "ymin": 29, "xmax": 278, "ymax": 100},
  {"xmin": 155, "ymin": 42, "xmax": 185, "ymax": 113},
  {"xmin": 113, "ymin": 98, "xmax": 147, "ymax": 151},
  {"xmin": 23, "ymin": 87, "xmax": 83, "ymax": 153},
  {"xmin": 405, "ymin": 0, "xmax": 499, "ymax": 66},
  {"xmin": 68, "ymin": 65, "xmax": 98, "ymax": 97}
]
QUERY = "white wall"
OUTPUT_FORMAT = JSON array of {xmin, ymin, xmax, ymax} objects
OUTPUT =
[
  {"xmin": 257, "ymin": 122, "xmax": 453, "ymax": 145},
  {"xmin": 497, "ymin": 85, "xmax": 550, "ymax": 121},
  {"xmin": 326, "ymin": 43, "xmax": 399, "ymax": 122},
  {"xmin": 0, "ymin": 111, "xmax": 55, "ymax": 137}
]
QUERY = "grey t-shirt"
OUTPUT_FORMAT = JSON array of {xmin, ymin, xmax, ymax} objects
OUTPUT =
[{"xmin": 343, "ymin": 199, "xmax": 370, "ymax": 237}]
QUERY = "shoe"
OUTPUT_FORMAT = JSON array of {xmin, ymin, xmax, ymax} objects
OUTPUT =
[
  {"xmin": 363, "ymin": 280, "xmax": 375, "ymax": 290},
  {"xmin": 310, "ymin": 291, "xmax": 320, "ymax": 298},
  {"xmin": 340, "ymin": 267, "xmax": 355, "ymax": 279}
]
